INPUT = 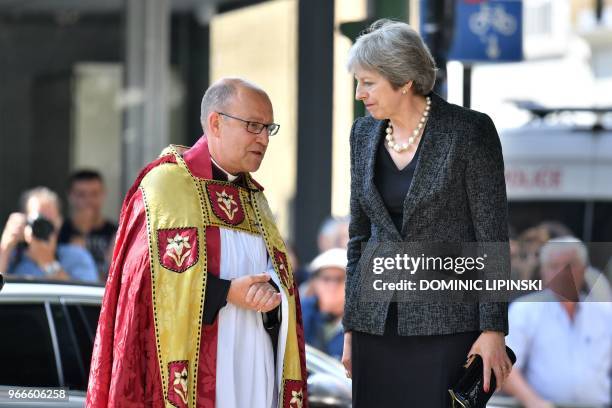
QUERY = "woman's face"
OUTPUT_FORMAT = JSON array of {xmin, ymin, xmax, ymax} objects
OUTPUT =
[{"xmin": 354, "ymin": 66, "xmax": 403, "ymax": 120}]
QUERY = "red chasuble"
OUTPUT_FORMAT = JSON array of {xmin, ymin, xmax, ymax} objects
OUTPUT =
[{"xmin": 86, "ymin": 137, "xmax": 308, "ymax": 407}]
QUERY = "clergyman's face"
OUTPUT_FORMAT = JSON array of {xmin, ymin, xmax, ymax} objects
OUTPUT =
[{"xmin": 213, "ymin": 89, "xmax": 273, "ymax": 174}]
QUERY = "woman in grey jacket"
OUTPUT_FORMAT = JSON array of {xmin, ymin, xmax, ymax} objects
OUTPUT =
[{"xmin": 341, "ymin": 19, "xmax": 513, "ymax": 407}]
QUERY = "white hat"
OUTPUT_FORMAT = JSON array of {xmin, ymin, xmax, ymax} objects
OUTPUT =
[{"xmin": 309, "ymin": 248, "xmax": 347, "ymax": 274}]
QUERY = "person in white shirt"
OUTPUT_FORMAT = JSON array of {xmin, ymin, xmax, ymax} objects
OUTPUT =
[{"xmin": 503, "ymin": 236, "xmax": 612, "ymax": 408}]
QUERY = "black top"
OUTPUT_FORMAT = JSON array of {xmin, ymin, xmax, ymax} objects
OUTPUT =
[
  {"xmin": 374, "ymin": 123, "xmax": 424, "ymax": 232},
  {"xmin": 201, "ymin": 163, "xmax": 238, "ymax": 325},
  {"xmin": 203, "ymin": 163, "xmax": 280, "ymax": 332}
]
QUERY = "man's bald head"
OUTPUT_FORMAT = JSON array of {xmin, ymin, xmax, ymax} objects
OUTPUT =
[
  {"xmin": 200, "ymin": 78, "xmax": 270, "ymax": 132},
  {"xmin": 203, "ymin": 78, "xmax": 274, "ymax": 174}
]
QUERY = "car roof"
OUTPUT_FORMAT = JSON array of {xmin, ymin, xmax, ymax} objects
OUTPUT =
[{"xmin": 0, "ymin": 280, "xmax": 104, "ymax": 300}]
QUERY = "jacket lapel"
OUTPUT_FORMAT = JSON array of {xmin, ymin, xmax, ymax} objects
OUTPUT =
[
  {"xmin": 400, "ymin": 93, "xmax": 453, "ymax": 237},
  {"xmin": 363, "ymin": 119, "xmax": 403, "ymax": 241}
]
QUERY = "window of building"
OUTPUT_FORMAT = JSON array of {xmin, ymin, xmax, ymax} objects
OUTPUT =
[{"xmin": 523, "ymin": 0, "xmax": 571, "ymax": 58}]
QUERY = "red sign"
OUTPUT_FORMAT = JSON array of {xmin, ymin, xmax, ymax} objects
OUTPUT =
[{"xmin": 505, "ymin": 168, "xmax": 562, "ymax": 190}]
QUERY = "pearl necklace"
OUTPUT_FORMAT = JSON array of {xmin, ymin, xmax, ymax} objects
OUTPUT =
[{"xmin": 386, "ymin": 96, "xmax": 431, "ymax": 153}]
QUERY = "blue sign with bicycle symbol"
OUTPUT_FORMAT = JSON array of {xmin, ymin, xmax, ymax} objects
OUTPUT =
[{"xmin": 448, "ymin": 0, "xmax": 523, "ymax": 62}]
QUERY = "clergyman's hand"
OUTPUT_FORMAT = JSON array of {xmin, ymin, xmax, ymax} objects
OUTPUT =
[
  {"xmin": 245, "ymin": 281, "xmax": 281, "ymax": 313},
  {"xmin": 227, "ymin": 273, "xmax": 281, "ymax": 312}
]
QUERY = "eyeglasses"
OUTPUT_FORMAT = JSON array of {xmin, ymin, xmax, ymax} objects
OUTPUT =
[{"xmin": 217, "ymin": 112, "xmax": 280, "ymax": 136}]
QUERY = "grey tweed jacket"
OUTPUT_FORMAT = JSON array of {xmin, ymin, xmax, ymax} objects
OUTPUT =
[{"xmin": 343, "ymin": 92, "xmax": 510, "ymax": 336}]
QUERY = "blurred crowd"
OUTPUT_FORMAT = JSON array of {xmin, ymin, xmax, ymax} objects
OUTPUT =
[
  {"xmin": 292, "ymin": 218, "xmax": 612, "ymax": 407},
  {"xmin": 509, "ymin": 222, "xmax": 612, "ymax": 295},
  {"xmin": 1, "ymin": 175, "xmax": 611, "ymax": 406},
  {"xmin": 0, "ymin": 170, "xmax": 116, "ymax": 284},
  {"xmin": 503, "ymin": 236, "xmax": 612, "ymax": 407}
]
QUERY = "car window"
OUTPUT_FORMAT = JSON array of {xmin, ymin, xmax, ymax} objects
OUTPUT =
[
  {"xmin": 66, "ymin": 304, "xmax": 101, "ymax": 385},
  {"xmin": 0, "ymin": 303, "xmax": 59, "ymax": 387},
  {"xmin": 80, "ymin": 304, "xmax": 101, "ymax": 341},
  {"xmin": 51, "ymin": 304, "xmax": 87, "ymax": 390}
]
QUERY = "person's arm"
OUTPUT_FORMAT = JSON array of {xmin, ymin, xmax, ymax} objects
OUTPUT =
[
  {"xmin": 25, "ymin": 233, "xmax": 71, "ymax": 281},
  {"xmin": 202, "ymin": 274, "xmax": 231, "ymax": 324},
  {"xmin": 503, "ymin": 369, "xmax": 554, "ymax": 408},
  {"xmin": 0, "ymin": 213, "xmax": 26, "ymax": 274},
  {"xmin": 464, "ymin": 113, "xmax": 512, "ymax": 392},
  {"xmin": 203, "ymin": 255, "xmax": 282, "ymax": 326},
  {"xmin": 60, "ymin": 245, "xmax": 99, "ymax": 282},
  {"xmin": 227, "ymin": 273, "xmax": 281, "ymax": 312},
  {"xmin": 343, "ymin": 119, "xmax": 371, "ymax": 332},
  {"xmin": 261, "ymin": 278, "xmax": 281, "ymax": 328},
  {"xmin": 342, "ymin": 120, "xmax": 371, "ymax": 378},
  {"xmin": 465, "ymin": 113, "xmax": 510, "ymax": 334},
  {"xmin": 502, "ymin": 302, "xmax": 553, "ymax": 408}
]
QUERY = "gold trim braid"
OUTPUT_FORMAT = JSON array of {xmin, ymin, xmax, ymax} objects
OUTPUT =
[
  {"xmin": 141, "ymin": 146, "xmax": 304, "ymax": 407},
  {"xmin": 141, "ymin": 161, "xmax": 208, "ymax": 408},
  {"xmin": 251, "ymin": 192, "xmax": 304, "ymax": 405}
]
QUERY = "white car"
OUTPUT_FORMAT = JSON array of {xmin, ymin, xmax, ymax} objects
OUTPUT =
[
  {"xmin": 0, "ymin": 280, "xmax": 351, "ymax": 408},
  {"xmin": 3, "ymin": 279, "xmax": 553, "ymax": 408}
]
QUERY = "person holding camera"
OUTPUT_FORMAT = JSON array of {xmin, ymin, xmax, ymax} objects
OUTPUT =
[{"xmin": 0, "ymin": 187, "xmax": 98, "ymax": 283}]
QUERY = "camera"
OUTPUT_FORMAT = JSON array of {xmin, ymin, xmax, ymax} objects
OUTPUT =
[{"xmin": 28, "ymin": 215, "xmax": 56, "ymax": 241}]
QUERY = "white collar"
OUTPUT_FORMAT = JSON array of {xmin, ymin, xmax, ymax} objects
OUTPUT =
[{"xmin": 210, "ymin": 156, "xmax": 239, "ymax": 182}]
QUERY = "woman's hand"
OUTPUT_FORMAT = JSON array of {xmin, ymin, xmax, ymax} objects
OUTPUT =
[
  {"xmin": 467, "ymin": 330, "xmax": 512, "ymax": 393},
  {"xmin": 341, "ymin": 332, "xmax": 352, "ymax": 378}
]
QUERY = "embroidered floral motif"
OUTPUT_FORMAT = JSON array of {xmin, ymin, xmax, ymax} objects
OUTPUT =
[
  {"xmin": 216, "ymin": 189, "xmax": 238, "ymax": 220},
  {"xmin": 166, "ymin": 232, "xmax": 192, "ymax": 267},
  {"xmin": 274, "ymin": 248, "xmax": 293, "ymax": 296},
  {"xmin": 283, "ymin": 379, "xmax": 305, "ymax": 408},
  {"xmin": 289, "ymin": 389, "xmax": 304, "ymax": 408},
  {"xmin": 206, "ymin": 182, "xmax": 245, "ymax": 225},
  {"xmin": 168, "ymin": 360, "xmax": 189, "ymax": 408},
  {"xmin": 157, "ymin": 228, "xmax": 199, "ymax": 273},
  {"xmin": 173, "ymin": 367, "xmax": 189, "ymax": 404}
]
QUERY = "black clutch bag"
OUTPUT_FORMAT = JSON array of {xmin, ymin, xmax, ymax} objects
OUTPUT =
[{"xmin": 448, "ymin": 346, "xmax": 517, "ymax": 408}]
